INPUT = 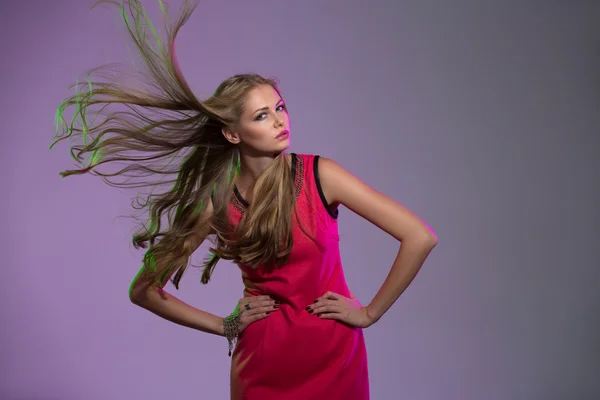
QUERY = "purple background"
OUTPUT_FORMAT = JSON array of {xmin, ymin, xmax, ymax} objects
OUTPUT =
[{"xmin": 2, "ymin": 1, "xmax": 599, "ymax": 399}]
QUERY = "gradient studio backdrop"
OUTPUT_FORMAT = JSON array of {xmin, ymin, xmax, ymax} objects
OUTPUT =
[{"xmin": 2, "ymin": 1, "xmax": 599, "ymax": 399}]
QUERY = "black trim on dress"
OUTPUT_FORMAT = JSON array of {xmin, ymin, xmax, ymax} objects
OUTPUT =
[{"xmin": 313, "ymin": 155, "xmax": 339, "ymax": 219}]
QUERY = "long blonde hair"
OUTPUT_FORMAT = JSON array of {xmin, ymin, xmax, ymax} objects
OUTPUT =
[{"xmin": 51, "ymin": 0, "xmax": 301, "ymax": 288}]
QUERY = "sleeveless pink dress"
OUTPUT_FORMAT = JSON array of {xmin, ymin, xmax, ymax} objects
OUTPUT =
[{"xmin": 228, "ymin": 153, "xmax": 370, "ymax": 399}]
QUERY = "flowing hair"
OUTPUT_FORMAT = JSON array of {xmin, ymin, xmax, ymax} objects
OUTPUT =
[{"xmin": 50, "ymin": 0, "xmax": 306, "ymax": 289}]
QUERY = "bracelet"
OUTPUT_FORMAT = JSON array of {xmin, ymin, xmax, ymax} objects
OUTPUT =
[{"xmin": 223, "ymin": 309, "xmax": 242, "ymax": 356}]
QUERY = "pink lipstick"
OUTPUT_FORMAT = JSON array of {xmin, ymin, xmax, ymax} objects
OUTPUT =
[{"xmin": 276, "ymin": 129, "xmax": 290, "ymax": 140}]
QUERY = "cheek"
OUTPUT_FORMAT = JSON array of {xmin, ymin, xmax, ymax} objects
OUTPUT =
[{"xmin": 242, "ymin": 123, "xmax": 272, "ymax": 142}]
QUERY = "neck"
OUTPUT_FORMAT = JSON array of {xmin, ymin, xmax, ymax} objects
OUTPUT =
[{"xmin": 236, "ymin": 150, "xmax": 286, "ymax": 189}]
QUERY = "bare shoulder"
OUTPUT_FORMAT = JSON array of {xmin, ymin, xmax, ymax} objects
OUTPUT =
[{"xmin": 317, "ymin": 156, "xmax": 437, "ymax": 243}]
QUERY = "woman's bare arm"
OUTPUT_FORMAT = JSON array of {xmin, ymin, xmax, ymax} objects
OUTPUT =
[
  {"xmin": 318, "ymin": 157, "xmax": 438, "ymax": 324},
  {"xmin": 128, "ymin": 198, "xmax": 226, "ymax": 336}
]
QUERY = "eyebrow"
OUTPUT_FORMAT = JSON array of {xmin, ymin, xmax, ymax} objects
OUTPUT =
[{"xmin": 252, "ymin": 99, "xmax": 284, "ymax": 115}]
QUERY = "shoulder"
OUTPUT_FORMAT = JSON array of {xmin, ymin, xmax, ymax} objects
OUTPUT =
[
  {"xmin": 312, "ymin": 155, "xmax": 344, "ymax": 181},
  {"xmin": 313, "ymin": 155, "xmax": 370, "ymax": 208}
]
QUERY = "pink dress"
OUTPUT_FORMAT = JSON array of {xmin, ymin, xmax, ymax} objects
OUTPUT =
[{"xmin": 228, "ymin": 153, "xmax": 370, "ymax": 399}]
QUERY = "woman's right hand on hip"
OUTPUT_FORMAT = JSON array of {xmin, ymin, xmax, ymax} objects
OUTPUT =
[{"xmin": 236, "ymin": 295, "xmax": 280, "ymax": 333}]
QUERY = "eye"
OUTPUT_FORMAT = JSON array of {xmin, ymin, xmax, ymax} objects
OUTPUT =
[{"xmin": 254, "ymin": 104, "xmax": 286, "ymax": 121}]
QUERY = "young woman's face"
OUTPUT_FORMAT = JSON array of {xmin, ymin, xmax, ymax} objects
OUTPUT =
[{"xmin": 223, "ymin": 84, "xmax": 290, "ymax": 155}]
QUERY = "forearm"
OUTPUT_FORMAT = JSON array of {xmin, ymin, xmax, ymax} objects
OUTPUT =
[
  {"xmin": 366, "ymin": 237, "xmax": 437, "ymax": 323},
  {"xmin": 131, "ymin": 287, "xmax": 225, "ymax": 336}
]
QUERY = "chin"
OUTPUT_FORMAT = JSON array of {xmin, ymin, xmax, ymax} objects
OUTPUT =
[
  {"xmin": 276, "ymin": 140, "xmax": 290, "ymax": 151},
  {"xmin": 268, "ymin": 144, "xmax": 289, "ymax": 157}
]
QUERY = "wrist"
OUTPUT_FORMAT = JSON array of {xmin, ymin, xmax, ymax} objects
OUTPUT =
[
  {"xmin": 365, "ymin": 305, "xmax": 380, "ymax": 326},
  {"xmin": 219, "ymin": 316, "xmax": 226, "ymax": 337}
]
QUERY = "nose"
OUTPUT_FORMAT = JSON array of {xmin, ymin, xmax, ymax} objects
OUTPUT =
[{"xmin": 274, "ymin": 115, "xmax": 284, "ymax": 128}]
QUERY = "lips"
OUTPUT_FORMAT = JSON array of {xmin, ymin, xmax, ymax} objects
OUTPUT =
[{"xmin": 276, "ymin": 129, "xmax": 289, "ymax": 139}]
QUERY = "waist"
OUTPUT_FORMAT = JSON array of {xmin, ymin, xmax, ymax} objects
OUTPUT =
[{"xmin": 243, "ymin": 282, "xmax": 351, "ymax": 307}]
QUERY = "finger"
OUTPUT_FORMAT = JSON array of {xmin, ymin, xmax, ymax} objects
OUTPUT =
[
  {"xmin": 248, "ymin": 295, "xmax": 276, "ymax": 302},
  {"xmin": 252, "ymin": 304, "xmax": 279, "ymax": 315},
  {"xmin": 257, "ymin": 299, "xmax": 280, "ymax": 308},
  {"xmin": 245, "ymin": 298, "xmax": 277, "ymax": 311},
  {"xmin": 317, "ymin": 312, "xmax": 342, "ymax": 320},
  {"xmin": 239, "ymin": 295, "xmax": 269, "ymax": 307},
  {"xmin": 309, "ymin": 302, "xmax": 339, "ymax": 314},
  {"xmin": 241, "ymin": 304, "xmax": 279, "ymax": 322},
  {"xmin": 243, "ymin": 299, "xmax": 280, "ymax": 311},
  {"xmin": 242, "ymin": 309, "xmax": 272, "ymax": 324},
  {"xmin": 249, "ymin": 295, "xmax": 274, "ymax": 302},
  {"xmin": 314, "ymin": 291, "xmax": 341, "ymax": 304},
  {"xmin": 323, "ymin": 291, "xmax": 342, "ymax": 300},
  {"xmin": 310, "ymin": 299, "xmax": 336, "ymax": 311},
  {"xmin": 311, "ymin": 305, "xmax": 343, "ymax": 315}
]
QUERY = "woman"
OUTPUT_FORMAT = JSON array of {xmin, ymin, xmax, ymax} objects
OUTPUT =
[{"xmin": 51, "ymin": 1, "xmax": 438, "ymax": 398}]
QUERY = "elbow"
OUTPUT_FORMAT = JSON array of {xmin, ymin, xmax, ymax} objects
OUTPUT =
[
  {"xmin": 129, "ymin": 281, "xmax": 153, "ymax": 306},
  {"xmin": 422, "ymin": 225, "xmax": 438, "ymax": 248},
  {"xmin": 129, "ymin": 285, "xmax": 143, "ymax": 306},
  {"xmin": 426, "ymin": 232, "xmax": 438, "ymax": 248},
  {"xmin": 410, "ymin": 231, "xmax": 438, "ymax": 250}
]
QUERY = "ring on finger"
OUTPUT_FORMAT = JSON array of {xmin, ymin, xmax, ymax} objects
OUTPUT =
[{"xmin": 244, "ymin": 303, "xmax": 251, "ymax": 311}]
